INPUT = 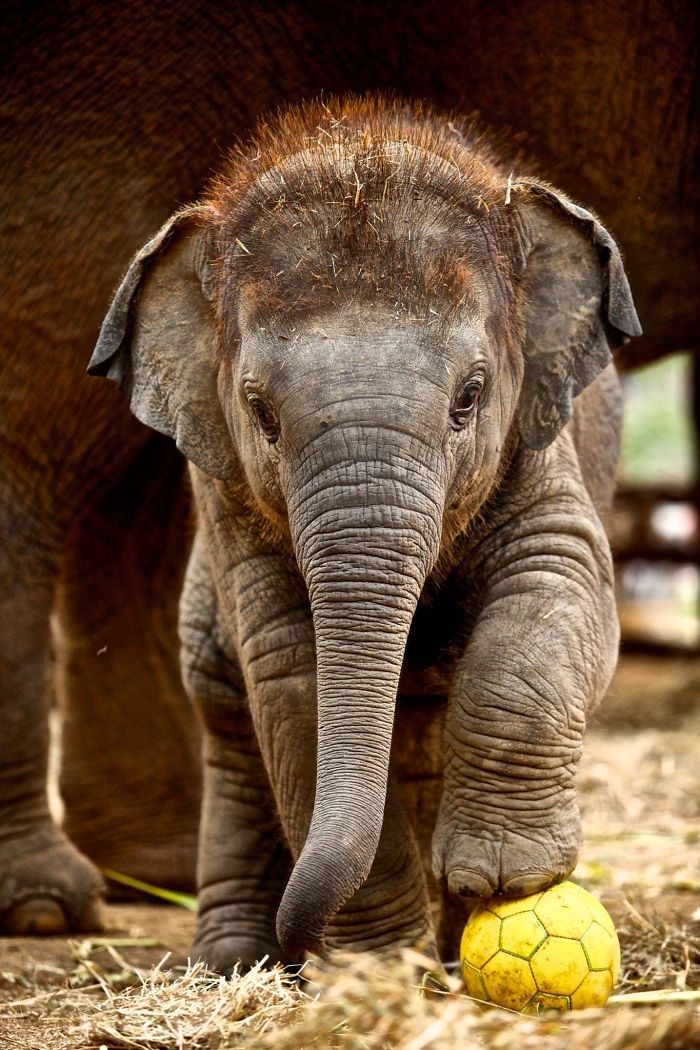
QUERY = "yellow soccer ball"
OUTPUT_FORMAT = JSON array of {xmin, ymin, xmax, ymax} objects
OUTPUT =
[{"xmin": 460, "ymin": 881, "xmax": 620, "ymax": 1012}]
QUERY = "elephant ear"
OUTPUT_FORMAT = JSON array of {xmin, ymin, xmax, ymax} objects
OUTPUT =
[
  {"xmin": 514, "ymin": 180, "xmax": 642, "ymax": 450},
  {"xmin": 87, "ymin": 206, "xmax": 235, "ymax": 479}
]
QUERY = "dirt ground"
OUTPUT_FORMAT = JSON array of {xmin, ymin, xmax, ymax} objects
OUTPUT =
[{"xmin": 0, "ymin": 654, "xmax": 698, "ymax": 1049}]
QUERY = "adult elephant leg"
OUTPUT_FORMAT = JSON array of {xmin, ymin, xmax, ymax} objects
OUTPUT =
[
  {"xmin": 55, "ymin": 436, "xmax": 201, "ymax": 891},
  {"xmin": 0, "ymin": 510, "xmax": 102, "ymax": 934},
  {"xmin": 433, "ymin": 437, "xmax": 619, "ymax": 900}
]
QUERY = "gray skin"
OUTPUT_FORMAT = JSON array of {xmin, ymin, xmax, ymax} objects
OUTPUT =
[
  {"xmin": 88, "ymin": 109, "xmax": 640, "ymax": 967},
  {"xmin": 0, "ymin": 0, "xmax": 692, "ymax": 938}
]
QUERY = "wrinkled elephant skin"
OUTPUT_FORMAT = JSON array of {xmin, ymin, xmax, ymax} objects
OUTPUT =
[
  {"xmin": 88, "ymin": 99, "xmax": 638, "ymax": 965},
  {"xmin": 1, "ymin": 1, "xmax": 692, "ymax": 942}
]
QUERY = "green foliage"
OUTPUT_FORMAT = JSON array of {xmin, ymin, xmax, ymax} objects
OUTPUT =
[{"xmin": 620, "ymin": 354, "xmax": 695, "ymax": 485}]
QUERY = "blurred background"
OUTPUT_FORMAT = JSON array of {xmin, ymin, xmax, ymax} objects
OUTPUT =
[{"xmin": 614, "ymin": 352, "xmax": 699, "ymax": 653}]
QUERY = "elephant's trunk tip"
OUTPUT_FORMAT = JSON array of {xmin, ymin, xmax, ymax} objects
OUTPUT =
[
  {"xmin": 276, "ymin": 831, "xmax": 378, "ymax": 961},
  {"xmin": 276, "ymin": 880, "xmax": 327, "ymax": 962}
]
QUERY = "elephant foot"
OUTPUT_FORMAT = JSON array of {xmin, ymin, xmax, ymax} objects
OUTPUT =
[
  {"xmin": 433, "ymin": 801, "xmax": 581, "ymax": 902},
  {"xmin": 193, "ymin": 925, "xmax": 286, "ymax": 975},
  {"xmin": 0, "ymin": 826, "xmax": 104, "ymax": 935},
  {"xmin": 192, "ymin": 934, "xmax": 287, "ymax": 976}
]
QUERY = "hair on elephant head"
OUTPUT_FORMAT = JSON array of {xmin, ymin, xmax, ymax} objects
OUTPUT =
[{"xmin": 88, "ymin": 95, "xmax": 639, "ymax": 960}]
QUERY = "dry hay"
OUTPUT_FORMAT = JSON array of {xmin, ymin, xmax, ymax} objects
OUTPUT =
[
  {"xmin": 3, "ymin": 704, "xmax": 698, "ymax": 1050},
  {"xmin": 616, "ymin": 898, "xmax": 700, "ymax": 995},
  {"xmin": 2, "ymin": 944, "xmax": 698, "ymax": 1050}
]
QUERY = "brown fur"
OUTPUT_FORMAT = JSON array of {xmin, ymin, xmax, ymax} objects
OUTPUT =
[{"xmin": 201, "ymin": 97, "xmax": 519, "ymax": 345}]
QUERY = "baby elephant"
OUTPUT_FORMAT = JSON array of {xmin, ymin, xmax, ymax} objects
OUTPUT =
[{"xmin": 89, "ymin": 97, "xmax": 640, "ymax": 968}]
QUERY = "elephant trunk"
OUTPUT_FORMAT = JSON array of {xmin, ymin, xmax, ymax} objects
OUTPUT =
[{"xmin": 276, "ymin": 438, "xmax": 444, "ymax": 959}]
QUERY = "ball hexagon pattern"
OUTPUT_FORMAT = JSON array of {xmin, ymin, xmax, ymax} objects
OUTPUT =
[
  {"xmin": 481, "ymin": 952, "xmax": 537, "ymax": 1011},
  {"xmin": 530, "ymin": 937, "xmax": 590, "ymax": 995},
  {"xmin": 500, "ymin": 911, "xmax": 547, "ymax": 959},
  {"xmin": 460, "ymin": 881, "xmax": 620, "ymax": 1013}
]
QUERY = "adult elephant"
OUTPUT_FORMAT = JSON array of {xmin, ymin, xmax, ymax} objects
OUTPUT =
[{"xmin": 0, "ymin": 0, "xmax": 696, "ymax": 935}]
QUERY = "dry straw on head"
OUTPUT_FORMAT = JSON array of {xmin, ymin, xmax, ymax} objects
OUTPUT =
[{"xmin": 204, "ymin": 95, "xmax": 520, "ymax": 344}]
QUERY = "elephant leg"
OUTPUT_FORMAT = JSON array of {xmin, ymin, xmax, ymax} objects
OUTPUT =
[
  {"xmin": 433, "ymin": 444, "xmax": 619, "ymax": 902},
  {"xmin": 0, "ymin": 512, "xmax": 102, "ymax": 935},
  {"xmin": 181, "ymin": 540, "xmax": 291, "ymax": 971},
  {"xmin": 200, "ymin": 528, "xmax": 435, "ymax": 961},
  {"xmin": 326, "ymin": 771, "xmax": 435, "ymax": 956},
  {"xmin": 251, "ymin": 660, "xmax": 434, "ymax": 957},
  {"xmin": 193, "ymin": 692, "xmax": 293, "ymax": 972},
  {"xmin": 55, "ymin": 436, "xmax": 201, "ymax": 891},
  {"xmin": 251, "ymin": 675, "xmax": 435, "ymax": 957},
  {"xmin": 393, "ymin": 695, "xmax": 467, "ymax": 960}
]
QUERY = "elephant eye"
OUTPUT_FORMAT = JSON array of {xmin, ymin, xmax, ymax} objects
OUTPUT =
[
  {"xmin": 450, "ymin": 378, "xmax": 483, "ymax": 430},
  {"xmin": 247, "ymin": 393, "xmax": 281, "ymax": 443}
]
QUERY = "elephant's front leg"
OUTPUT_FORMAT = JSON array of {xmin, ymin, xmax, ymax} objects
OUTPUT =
[
  {"xmin": 238, "ymin": 553, "xmax": 436, "ymax": 956},
  {"xmin": 194, "ymin": 510, "xmax": 434, "ymax": 965},
  {"xmin": 180, "ymin": 540, "xmax": 292, "ymax": 971},
  {"xmin": 433, "ymin": 444, "xmax": 619, "ymax": 900}
]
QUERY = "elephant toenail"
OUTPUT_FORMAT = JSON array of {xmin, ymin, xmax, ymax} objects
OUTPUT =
[
  {"xmin": 447, "ymin": 868, "xmax": 495, "ymax": 898},
  {"xmin": 5, "ymin": 897, "xmax": 68, "ymax": 935},
  {"xmin": 502, "ymin": 872, "xmax": 552, "ymax": 897}
]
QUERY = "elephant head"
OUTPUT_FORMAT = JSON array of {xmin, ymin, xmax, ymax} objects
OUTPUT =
[{"xmin": 88, "ymin": 98, "xmax": 640, "ymax": 959}]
